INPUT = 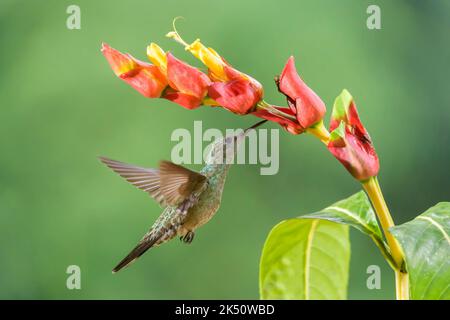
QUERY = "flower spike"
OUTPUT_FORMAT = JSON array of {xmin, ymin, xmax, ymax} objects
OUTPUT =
[{"xmin": 166, "ymin": 24, "xmax": 263, "ymax": 114}]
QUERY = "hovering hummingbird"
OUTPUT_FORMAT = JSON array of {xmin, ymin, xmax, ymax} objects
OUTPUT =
[{"xmin": 99, "ymin": 120, "xmax": 266, "ymax": 273}]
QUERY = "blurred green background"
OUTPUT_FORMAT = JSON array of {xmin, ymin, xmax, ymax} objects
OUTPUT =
[{"xmin": 0, "ymin": 0, "xmax": 449, "ymax": 299}]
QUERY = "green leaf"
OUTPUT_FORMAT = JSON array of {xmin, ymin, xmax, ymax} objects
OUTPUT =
[
  {"xmin": 259, "ymin": 191, "xmax": 390, "ymax": 300},
  {"xmin": 390, "ymin": 202, "xmax": 450, "ymax": 300},
  {"xmin": 301, "ymin": 191, "xmax": 392, "ymax": 264},
  {"xmin": 259, "ymin": 219, "xmax": 350, "ymax": 299},
  {"xmin": 302, "ymin": 191, "xmax": 383, "ymax": 241}
]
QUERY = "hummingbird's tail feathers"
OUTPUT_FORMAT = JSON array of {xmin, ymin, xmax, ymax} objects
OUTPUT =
[
  {"xmin": 112, "ymin": 237, "xmax": 159, "ymax": 273},
  {"xmin": 112, "ymin": 222, "xmax": 181, "ymax": 273},
  {"xmin": 98, "ymin": 156, "xmax": 167, "ymax": 207}
]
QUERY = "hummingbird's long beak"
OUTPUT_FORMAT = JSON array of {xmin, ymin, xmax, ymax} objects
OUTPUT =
[
  {"xmin": 244, "ymin": 120, "xmax": 267, "ymax": 135},
  {"xmin": 233, "ymin": 120, "xmax": 268, "ymax": 147}
]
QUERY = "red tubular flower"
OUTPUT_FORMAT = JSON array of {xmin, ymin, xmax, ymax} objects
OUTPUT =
[
  {"xmin": 103, "ymin": 43, "xmax": 212, "ymax": 110},
  {"xmin": 277, "ymin": 56, "xmax": 326, "ymax": 129},
  {"xmin": 101, "ymin": 43, "xmax": 167, "ymax": 98},
  {"xmin": 327, "ymin": 89, "xmax": 379, "ymax": 181},
  {"xmin": 163, "ymin": 52, "xmax": 211, "ymax": 109},
  {"xmin": 166, "ymin": 33, "xmax": 263, "ymax": 115},
  {"xmin": 207, "ymin": 64, "xmax": 263, "ymax": 115}
]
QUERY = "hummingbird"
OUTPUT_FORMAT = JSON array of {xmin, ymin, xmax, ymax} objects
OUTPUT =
[{"xmin": 99, "ymin": 120, "xmax": 266, "ymax": 273}]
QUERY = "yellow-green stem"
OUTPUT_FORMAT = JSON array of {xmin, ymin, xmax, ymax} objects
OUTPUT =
[
  {"xmin": 362, "ymin": 177, "xmax": 404, "ymax": 268},
  {"xmin": 395, "ymin": 270, "xmax": 409, "ymax": 300},
  {"xmin": 363, "ymin": 176, "xmax": 409, "ymax": 300},
  {"xmin": 306, "ymin": 121, "xmax": 330, "ymax": 145}
]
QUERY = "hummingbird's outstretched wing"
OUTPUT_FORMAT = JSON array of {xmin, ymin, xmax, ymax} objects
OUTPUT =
[
  {"xmin": 99, "ymin": 157, "xmax": 208, "ymax": 207},
  {"xmin": 99, "ymin": 156, "xmax": 167, "ymax": 206},
  {"xmin": 100, "ymin": 157, "xmax": 209, "ymax": 272},
  {"xmin": 159, "ymin": 160, "xmax": 208, "ymax": 206}
]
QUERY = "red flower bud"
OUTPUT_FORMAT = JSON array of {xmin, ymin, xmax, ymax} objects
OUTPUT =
[
  {"xmin": 101, "ymin": 43, "xmax": 167, "ymax": 98},
  {"xmin": 277, "ymin": 56, "xmax": 326, "ymax": 128},
  {"xmin": 327, "ymin": 90, "xmax": 379, "ymax": 181}
]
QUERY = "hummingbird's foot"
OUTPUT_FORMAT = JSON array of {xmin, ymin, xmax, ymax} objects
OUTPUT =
[{"xmin": 181, "ymin": 231, "xmax": 195, "ymax": 244}]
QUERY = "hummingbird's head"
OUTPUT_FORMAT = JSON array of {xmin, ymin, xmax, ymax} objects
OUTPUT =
[{"xmin": 205, "ymin": 120, "xmax": 267, "ymax": 165}]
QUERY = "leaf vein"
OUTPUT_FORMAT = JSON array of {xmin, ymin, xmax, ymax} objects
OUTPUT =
[
  {"xmin": 326, "ymin": 206, "xmax": 374, "ymax": 234},
  {"xmin": 417, "ymin": 216, "xmax": 450, "ymax": 245}
]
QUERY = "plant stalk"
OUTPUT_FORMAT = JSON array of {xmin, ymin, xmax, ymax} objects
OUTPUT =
[
  {"xmin": 362, "ymin": 176, "xmax": 409, "ymax": 300},
  {"xmin": 306, "ymin": 121, "xmax": 330, "ymax": 145},
  {"xmin": 362, "ymin": 177, "xmax": 403, "ymax": 268},
  {"xmin": 395, "ymin": 270, "xmax": 409, "ymax": 300}
]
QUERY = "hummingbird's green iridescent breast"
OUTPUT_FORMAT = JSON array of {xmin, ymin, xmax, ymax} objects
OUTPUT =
[
  {"xmin": 147, "ymin": 163, "xmax": 230, "ymax": 238},
  {"xmin": 181, "ymin": 163, "xmax": 231, "ymax": 230}
]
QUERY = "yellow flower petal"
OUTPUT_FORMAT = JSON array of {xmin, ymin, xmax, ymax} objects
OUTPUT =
[
  {"xmin": 207, "ymin": 47, "xmax": 222, "ymax": 59},
  {"xmin": 166, "ymin": 26, "xmax": 227, "ymax": 81},
  {"xmin": 147, "ymin": 42, "xmax": 167, "ymax": 74},
  {"xmin": 185, "ymin": 39, "xmax": 226, "ymax": 81}
]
